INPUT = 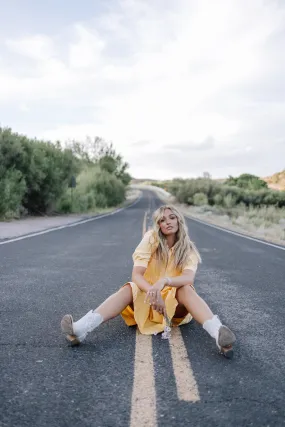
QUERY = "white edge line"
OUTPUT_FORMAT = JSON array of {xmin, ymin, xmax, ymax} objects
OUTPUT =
[
  {"xmin": 0, "ymin": 194, "xmax": 142, "ymax": 246},
  {"xmin": 184, "ymin": 213, "xmax": 285, "ymax": 251}
]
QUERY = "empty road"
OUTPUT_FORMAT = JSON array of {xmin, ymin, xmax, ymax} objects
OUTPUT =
[{"xmin": 0, "ymin": 190, "xmax": 284, "ymax": 427}]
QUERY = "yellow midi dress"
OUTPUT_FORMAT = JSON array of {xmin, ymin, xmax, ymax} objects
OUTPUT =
[{"xmin": 121, "ymin": 230, "xmax": 199, "ymax": 335}]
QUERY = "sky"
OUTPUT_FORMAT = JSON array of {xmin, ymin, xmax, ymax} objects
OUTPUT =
[{"xmin": 0, "ymin": 0, "xmax": 285, "ymax": 180}]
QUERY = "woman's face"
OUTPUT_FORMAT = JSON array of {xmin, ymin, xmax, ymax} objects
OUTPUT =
[{"xmin": 159, "ymin": 209, "xmax": 179, "ymax": 236}]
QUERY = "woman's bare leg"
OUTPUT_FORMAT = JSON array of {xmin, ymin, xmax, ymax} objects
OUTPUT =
[
  {"xmin": 175, "ymin": 285, "xmax": 236, "ymax": 358},
  {"xmin": 176, "ymin": 285, "xmax": 213, "ymax": 324},
  {"xmin": 95, "ymin": 284, "xmax": 133, "ymax": 321},
  {"xmin": 61, "ymin": 285, "xmax": 133, "ymax": 344}
]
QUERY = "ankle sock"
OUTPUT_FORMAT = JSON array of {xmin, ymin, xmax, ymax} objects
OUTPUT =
[
  {"xmin": 73, "ymin": 310, "xmax": 104, "ymax": 339},
  {"xmin": 203, "ymin": 315, "xmax": 222, "ymax": 344}
]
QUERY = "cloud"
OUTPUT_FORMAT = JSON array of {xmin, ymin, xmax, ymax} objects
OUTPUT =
[
  {"xmin": 68, "ymin": 24, "xmax": 104, "ymax": 69},
  {"xmin": 131, "ymin": 140, "xmax": 151, "ymax": 147},
  {"xmin": 165, "ymin": 136, "xmax": 216, "ymax": 152},
  {"xmin": 0, "ymin": 0, "xmax": 285, "ymax": 179},
  {"xmin": 5, "ymin": 34, "xmax": 54, "ymax": 60},
  {"xmin": 19, "ymin": 103, "xmax": 30, "ymax": 112},
  {"xmin": 131, "ymin": 139, "xmax": 285, "ymax": 180}
]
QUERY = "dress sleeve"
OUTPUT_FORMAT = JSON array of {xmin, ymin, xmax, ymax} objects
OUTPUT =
[
  {"xmin": 183, "ymin": 251, "xmax": 199, "ymax": 273},
  {"xmin": 132, "ymin": 230, "xmax": 155, "ymax": 267}
]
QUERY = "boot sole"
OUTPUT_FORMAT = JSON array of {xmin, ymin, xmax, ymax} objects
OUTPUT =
[
  {"xmin": 218, "ymin": 325, "xmax": 236, "ymax": 347},
  {"xmin": 220, "ymin": 346, "xmax": 234, "ymax": 359},
  {"xmin": 218, "ymin": 326, "xmax": 236, "ymax": 359},
  {"xmin": 61, "ymin": 315, "xmax": 81, "ymax": 346}
]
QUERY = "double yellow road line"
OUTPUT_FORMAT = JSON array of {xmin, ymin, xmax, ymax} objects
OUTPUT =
[
  {"xmin": 130, "ymin": 212, "xmax": 200, "ymax": 426},
  {"xmin": 130, "ymin": 328, "xmax": 200, "ymax": 427}
]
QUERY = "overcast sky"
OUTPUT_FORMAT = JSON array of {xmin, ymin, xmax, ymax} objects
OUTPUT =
[{"xmin": 0, "ymin": 0, "xmax": 284, "ymax": 179}]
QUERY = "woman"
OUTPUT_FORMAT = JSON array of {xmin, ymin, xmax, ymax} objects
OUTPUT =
[{"xmin": 61, "ymin": 205, "xmax": 236, "ymax": 358}]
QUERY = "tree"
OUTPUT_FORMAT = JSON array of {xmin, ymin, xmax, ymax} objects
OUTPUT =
[
  {"xmin": 225, "ymin": 173, "xmax": 268, "ymax": 190},
  {"xmin": 203, "ymin": 172, "xmax": 211, "ymax": 179},
  {"xmin": 68, "ymin": 136, "xmax": 131, "ymax": 185}
]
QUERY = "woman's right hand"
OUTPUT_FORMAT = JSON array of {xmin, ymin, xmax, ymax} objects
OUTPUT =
[{"xmin": 153, "ymin": 295, "xmax": 166, "ymax": 316}]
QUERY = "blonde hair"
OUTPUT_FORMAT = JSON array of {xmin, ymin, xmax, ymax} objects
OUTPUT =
[{"xmin": 151, "ymin": 205, "xmax": 201, "ymax": 271}]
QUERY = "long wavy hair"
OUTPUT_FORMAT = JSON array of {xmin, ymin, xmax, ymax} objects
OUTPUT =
[{"xmin": 151, "ymin": 205, "xmax": 201, "ymax": 271}]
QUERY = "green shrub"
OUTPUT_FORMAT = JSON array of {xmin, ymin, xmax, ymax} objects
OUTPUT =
[
  {"xmin": 158, "ymin": 176, "xmax": 285, "ymax": 209},
  {"xmin": 0, "ymin": 128, "xmax": 131, "ymax": 217},
  {"xmin": 56, "ymin": 166, "xmax": 126, "ymax": 213},
  {"xmin": 94, "ymin": 192, "xmax": 108, "ymax": 208},
  {"xmin": 0, "ymin": 127, "xmax": 79, "ymax": 216},
  {"xmin": 223, "ymin": 194, "xmax": 237, "ymax": 208},
  {"xmin": 0, "ymin": 168, "xmax": 26, "ymax": 218},
  {"xmin": 214, "ymin": 193, "xmax": 223, "ymax": 205},
  {"xmin": 193, "ymin": 193, "xmax": 208, "ymax": 206},
  {"xmin": 57, "ymin": 196, "xmax": 73, "ymax": 214},
  {"xmin": 92, "ymin": 170, "xmax": 126, "ymax": 207},
  {"xmin": 226, "ymin": 173, "xmax": 268, "ymax": 190}
]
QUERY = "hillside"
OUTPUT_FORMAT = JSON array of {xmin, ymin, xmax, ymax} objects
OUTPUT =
[{"xmin": 263, "ymin": 170, "xmax": 285, "ymax": 191}]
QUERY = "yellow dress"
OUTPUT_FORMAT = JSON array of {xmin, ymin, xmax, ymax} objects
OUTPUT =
[{"xmin": 121, "ymin": 230, "xmax": 199, "ymax": 335}]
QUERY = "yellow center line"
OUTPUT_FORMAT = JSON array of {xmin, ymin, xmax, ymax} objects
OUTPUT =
[
  {"xmin": 130, "ymin": 331, "xmax": 157, "ymax": 427},
  {"xmin": 130, "ymin": 208, "xmax": 199, "ymax": 427},
  {"xmin": 130, "ymin": 212, "xmax": 157, "ymax": 427},
  {"xmin": 169, "ymin": 328, "xmax": 200, "ymax": 402}
]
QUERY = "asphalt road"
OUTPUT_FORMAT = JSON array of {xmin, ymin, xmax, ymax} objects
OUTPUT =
[{"xmin": 0, "ymin": 190, "xmax": 284, "ymax": 427}]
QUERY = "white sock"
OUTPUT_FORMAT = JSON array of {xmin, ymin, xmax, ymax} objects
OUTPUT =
[
  {"xmin": 73, "ymin": 310, "xmax": 104, "ymax": 341},
  {"xmin": 203, "ymin": 315, "xmax": 222, "ymax": 345}
]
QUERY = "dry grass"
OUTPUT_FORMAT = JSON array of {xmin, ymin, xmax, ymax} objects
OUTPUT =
[{"xmin": 179, "ymin": 204, "xmax": 285, "ymax": 245}]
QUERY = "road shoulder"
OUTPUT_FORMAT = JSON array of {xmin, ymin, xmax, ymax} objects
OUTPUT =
[{"xmin": 0, "ymin": 190, "xmax": 141, "ymax": 241}]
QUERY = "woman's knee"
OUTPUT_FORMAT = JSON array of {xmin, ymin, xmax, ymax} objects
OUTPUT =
[
  {"xmin": 117, "ymin": 284, "xmax": 133, "ymax": 302},
  {"xmin": 176, "ymin": 285, "xmax": 195, "ymax": 302},
  {"xmin": 118, "ymin": 284, "xmax": 132, "ymax": 295}
]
